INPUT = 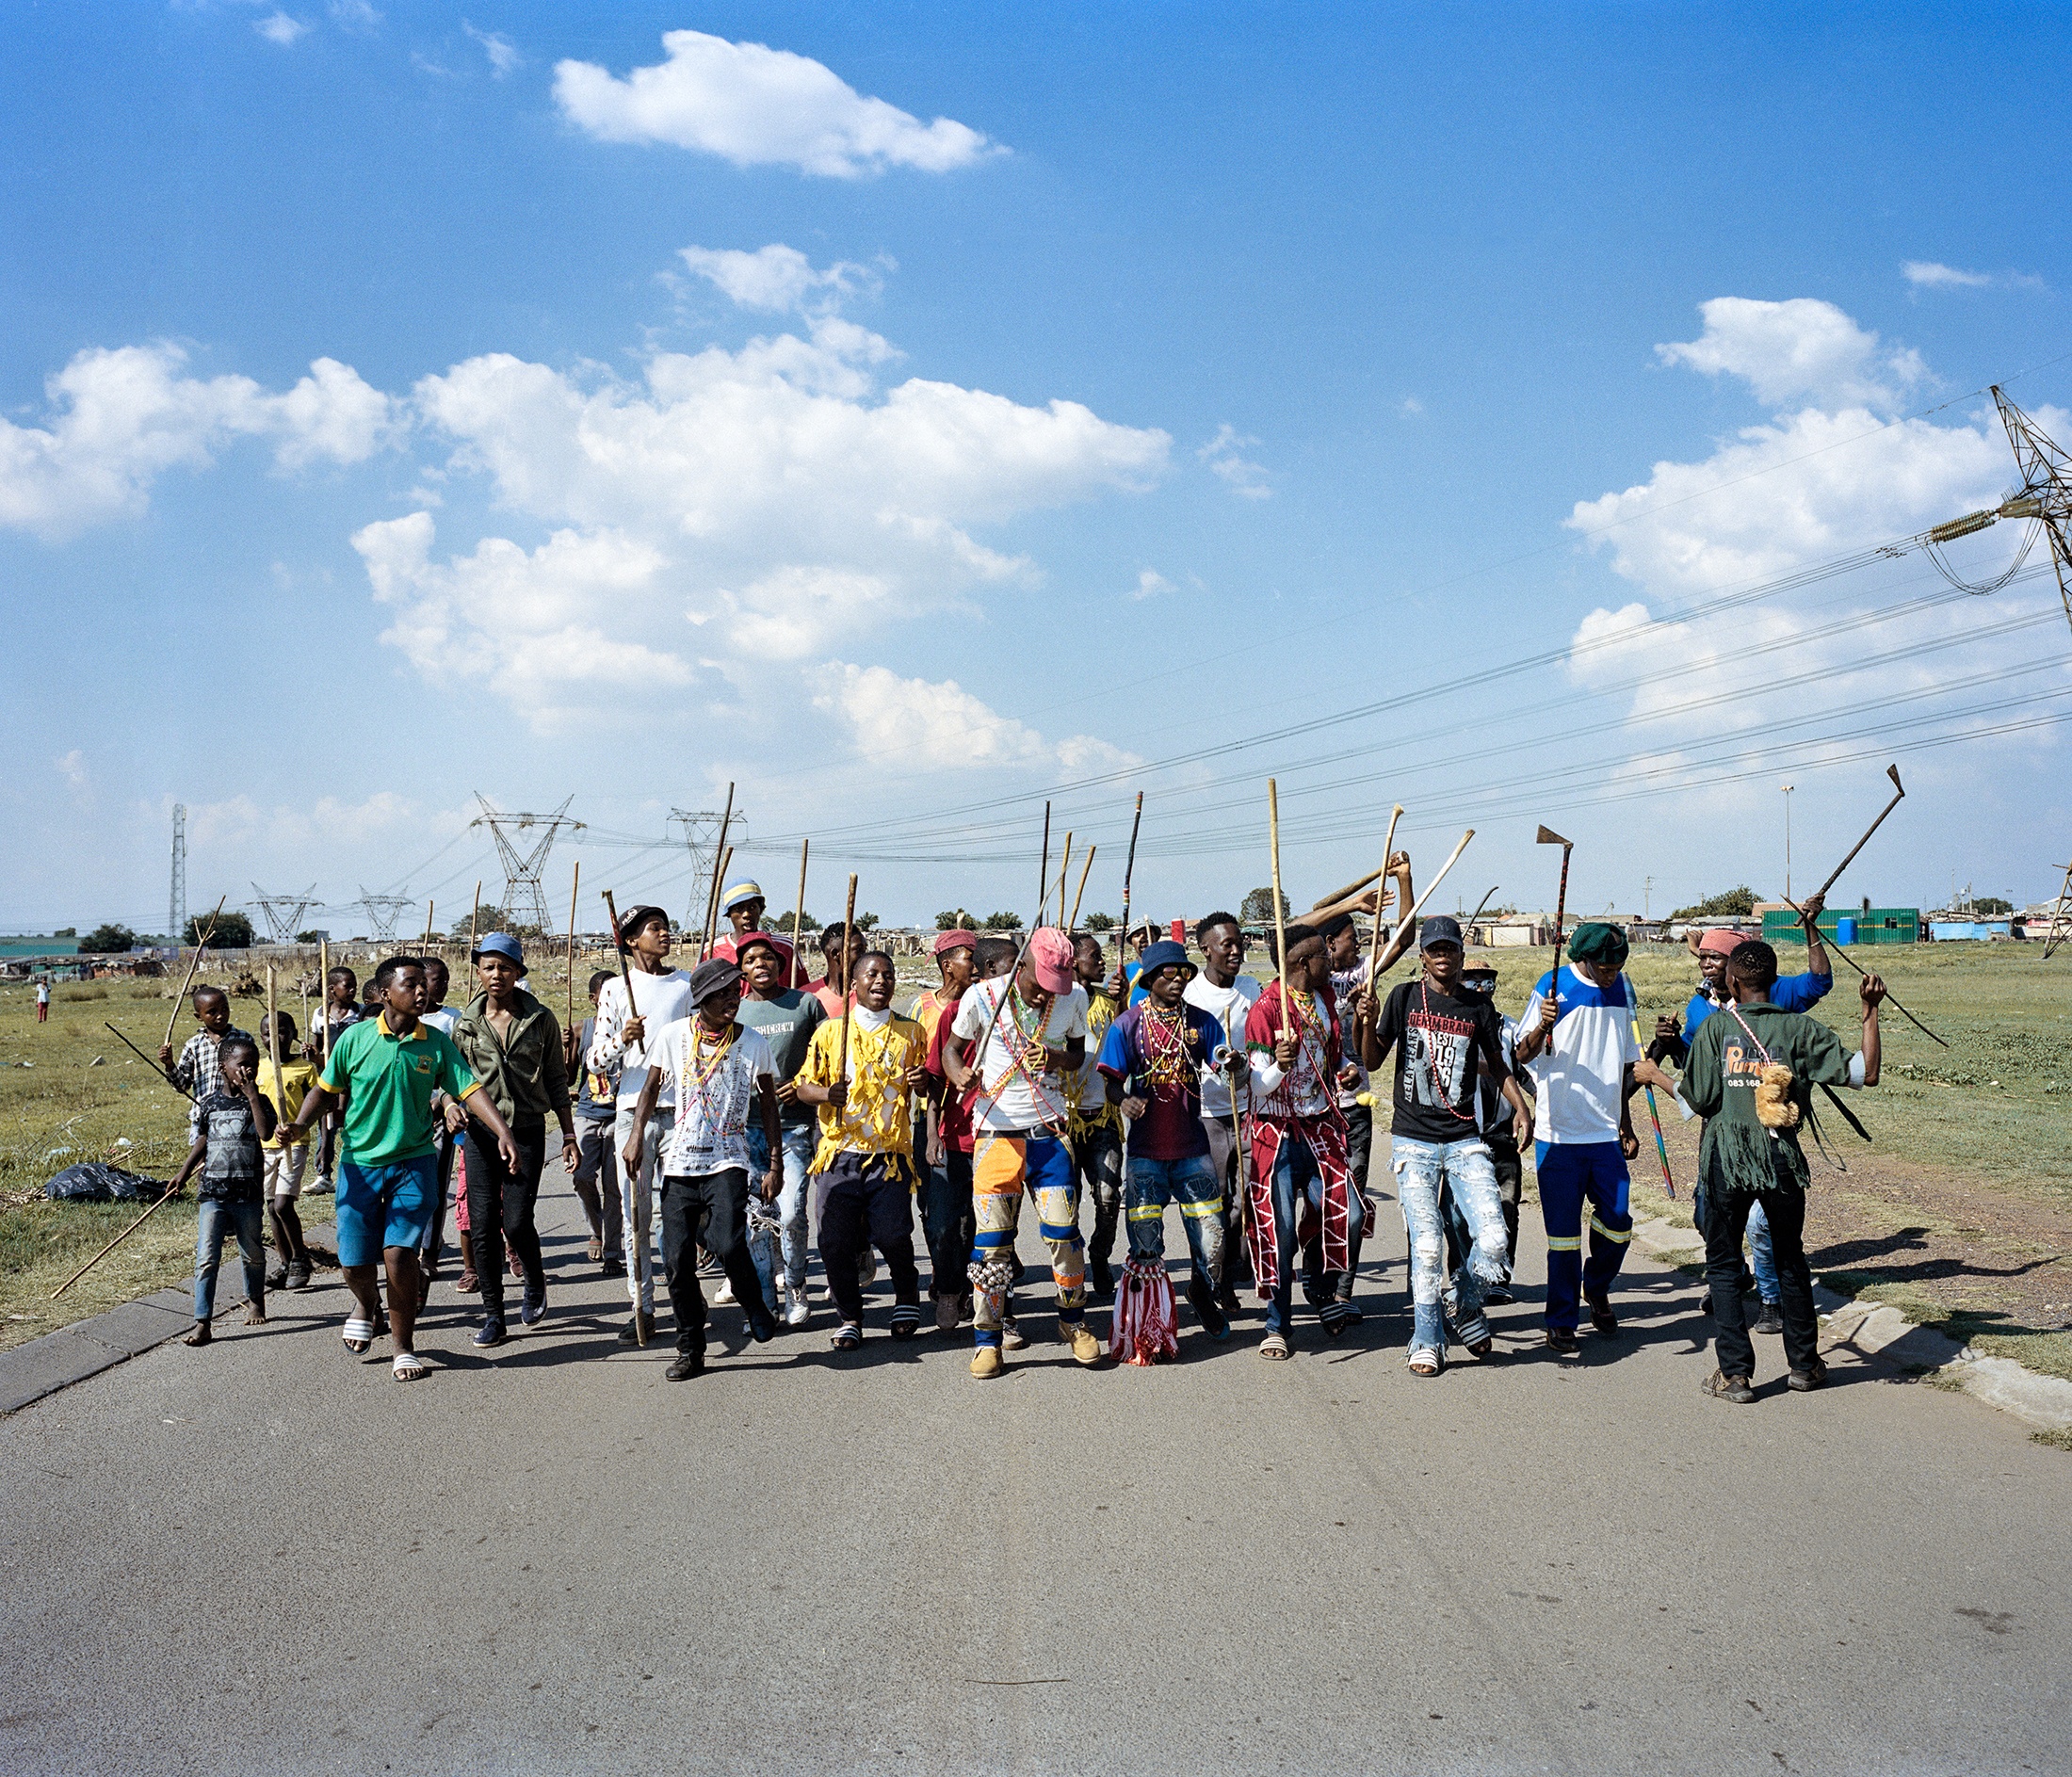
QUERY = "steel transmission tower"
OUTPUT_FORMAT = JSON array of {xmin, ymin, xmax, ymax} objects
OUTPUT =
[
  {"xmin": 355, "ymin": 887, "xmax": 416, "ymax": 943},
  {"xmin": 469, "ymin": 796, "xmax": 585, "ymax": 933},
  {"xmin": 169, "ymin": 804, "xmax": 187, "ymax": 944},
  {"xmin": 251, "ymin": 882, "xmax": 319, "ymax": 945},
  {"xmin": 1924, "ymin": 386, "xmax": 2072, "ymax": 627},
  {"xmin": 670, "ymin": 806, "xmax": 743, "ymax": 927}
]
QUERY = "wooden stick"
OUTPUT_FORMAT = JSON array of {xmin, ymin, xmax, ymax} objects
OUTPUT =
[
  {"xmin": 1268, "ymin": 779, "xmax": 1291, "ymax": 1040},
  {"xmin": 791, "ymin": 838, "xmax": 810, "ymax": 990},
  {"xmin": 1055, "ymin": 832, "xmax": 1073, "ymax": 929},
  {"xmin": 1068, "ymin": 845, "xmax": 1097, "ymax": 932},
  {"xmin": 317, "ymin": 939, "xmax": 332, "ymax": 1067},
  {"xmin": 51, "ymin": 1176, "xmax": 192, "ymax": 1300},
  {"xmin": 161, "ymin": 895, "xmax": 227, "ymax": 1049},
  {"xmin": 1364, "ymin": 805, "xmax": 1405, "ymax": 985},
  {"xmin": 1391, "ymin": 831, "xmax": 1477, "ymax": 936},
  {"xmin": 1783, "ymin": 896, "xmax": 1947, "ymax": 1047},
  {"xmin": 266, "ymin": 964, "xmax": 282, "ymax": 1121},
  {"xmin": 1464, "ymin": 885, "xmax": 1499, "ymax": 937},
  {"xmin": 104, "ymin": 1021, "xmax": 196, "ymax": 1101},
  {"xmin": 701, "ymin": 783, "xmax": 736, "ymax": 961},
  {"xmin": 564, "ymin": 862, "xmax": 580, "ymax": 1033},
  {"xmin": 835, "ymin": 874, "xmax": 859, "ymax": 1090},
  {"xmin": 421, "ymin": 901, "xmax": 435, "ymax": 948},
  {"xmin": 1812, "ymin": 764, "xmax": 1905, "ymax": 905},
  {"xmin": 1314, "ymin": 863, "xmax": 1386, "ymax": 912},
  {"xmin": 599, "ymin": 889, "xmax": 648, "ymax": 1348},
  {"xmin": 1038, "ymin": 801, "xmax": 1052, "ymax": 924},
  {"xmin": 466, "ymin": 881, "xmax": 481, "ymax": 954},
  {"xmin": 1117, "ymin": 791, "xmax": 1144, "ymax": 995}
]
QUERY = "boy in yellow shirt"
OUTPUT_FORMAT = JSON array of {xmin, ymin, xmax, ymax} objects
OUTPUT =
[
  {"xmin": 256, "ymin": 1010, "xmax": 316, "ymax": 1291},
  {"xmin": 795, "ymin": 950, "xmax": 930, "ymax": 1349}
]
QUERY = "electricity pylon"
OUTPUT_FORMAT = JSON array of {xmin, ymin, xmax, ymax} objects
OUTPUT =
[
  {"xmin": 1923, "ymin": 386, "xmax": 2072, "ymax": 627},
  {"xmin": 251, "ymin": 882, "xmax": 319, "ymax": 945},
  {"xmin": 355, "ymin": 887, "xmax": 415, "ymax": 944},
  {"xmin": 469, "ymin": 795, "xmax": 585, "ymax": 933},
  {"xmin": 670, "ymin": 806, "xmax": 742, "ymax": 928}
]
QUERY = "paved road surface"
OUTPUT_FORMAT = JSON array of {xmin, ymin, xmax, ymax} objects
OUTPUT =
[{"xmin": 3, "ymin": 1163, "xmax": 2067, "ymax": 1776}]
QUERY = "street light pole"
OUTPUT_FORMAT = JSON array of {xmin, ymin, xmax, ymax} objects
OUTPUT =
[{"xmin": 1781, "ymin": 783, "xmax": 1795, "ymax": 901}]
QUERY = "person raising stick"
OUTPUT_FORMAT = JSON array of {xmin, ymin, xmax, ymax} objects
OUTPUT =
[
  {"xmin": 277, "ymin": 957, "xmax": 522, "ymax": 1381},
  {"xmin": 1639, "ymin": 942, "xmax": 1885, "ymax": 1402},
  {"xmin": 1184, "ymin": 912, "xmax": 1262, "ymax": 1315},
  {"xmin": 1513, "ymin": 921, "xmax": 1642, "ymax": 1355}
]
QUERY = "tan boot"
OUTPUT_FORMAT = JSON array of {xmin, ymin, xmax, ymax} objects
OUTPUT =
[
  {"xmin": 1069, "ymin": 1323, "xmax": 1102, "ymax": 1367},
  {"xmin": 970, "ymin": 1347, "xmax": 1003, "ymax": 1380}
]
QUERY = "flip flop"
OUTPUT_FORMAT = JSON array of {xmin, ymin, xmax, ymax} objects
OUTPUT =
[
  {"xmin": 342, "ymin": 1317, "xmax": 376, "ymax": 1355},
  {"xmin": 392, "ymin": 1351, "xmax": 427, "ymax": 1382},
  {"xmin": 831, "ymin": 1323, "xmax": 863, "ymax": 1350}
]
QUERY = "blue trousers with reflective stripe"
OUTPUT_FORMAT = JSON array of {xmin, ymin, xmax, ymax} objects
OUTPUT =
[{"xmin": 1534, "ymin": 1139, "xmax": 1631, "ymax": 1333}]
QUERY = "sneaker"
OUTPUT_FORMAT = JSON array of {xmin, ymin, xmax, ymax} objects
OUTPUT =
[
  {"xmin": 308, "ymin": 1175, "xmax": 334, "ymax": 1196},
  {"xmin": 1001, "ymin": 1318, "xmax": 1028, "ymax": 1351},
  {"xmin": 1216, "ymin": 1284, "xmax": 1241, "ymax": 1316},
  {"xmin": 1068, "ymin": 1323, "xmax": 1102, "ymax": 1366},
  {"xmin": 473, "ymin": 1317, "xmax": 507, "ymax": 1349},
  {"xmin": 1198, "ymin": 1296, "xmax": 1231, "ymax": 1342},
  {"xmin": 665, "ymin": 1351, "xmax": 704, "ymax": 1381},
  {"xmin": 266, "ymin": 1266, "xmax": 288, "ymax": 1291},
  {"xmin": 1702, "ymin": 1369, "xmax": 1756, "ymax": 1403},
  {"xmin": 1586, "ymin": 1289, "xmax": 1619, "ymax": 1335},
  {"xmin": 971, "ymin": 1346, "xmax": 1003, "ymax": 1380},
  {"xmin": 1787, "ymin": 1360, "xmax": 1829, "ymax": 1392},
  {"xmin": 714, "ymin": 1279, "xmax": 737, "ymax": 1307},
  {"xmin": 1545, "ymin": 1327, "xmax": 1579, "ymax": 1355},
  {"xmin": 1751, "ymin": 1300, "xmax": 1784, "ymax": 1336},
  {"xmin": 934, "ymin": 1293, "xmax": 962, "ymax": 1335},
  {"xmin": 519, "ymin": 1282, "xmax": 547, "ymax": 1326},
  {"xmin": 284, "ymin": 1261, "xmax": 311, "ymax": 1291},
  {"xmin": 617, "ymin": 1312, "xmax": 655, "ymax": 1346},
  {"xmin": 785, "ymin": 1286, "xmax": 812, "ymax": 1330},
  {"xmin": 455, "ymin": 1268, "xmax": 480, "ymax": 1295}
]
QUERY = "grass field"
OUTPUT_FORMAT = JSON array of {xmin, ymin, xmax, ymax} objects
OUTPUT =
[{"xmin": 4, "ymin": 936, "xmax": 2069, "ymax": 1373}]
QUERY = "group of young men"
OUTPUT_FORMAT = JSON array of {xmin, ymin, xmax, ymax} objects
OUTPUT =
[{"xmin": 159, "ymin": 865, "xmax": 1886, "ymax": 1402}]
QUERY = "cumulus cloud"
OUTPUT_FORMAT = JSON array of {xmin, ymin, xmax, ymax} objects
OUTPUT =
[
  {"xmin": 1654, "ymin": 297, "xmax": 1925, "ymax": 412},
  {"xmin": 1902, "ymin": 260, "xmax": 2047, "ymax": 295},
  {"xmin": 0, "ymin": 345, "xmax": 397, "ymax": 539},
  {"xmin": 553, "ymin": 28, "xmax": 1001, "ymax": 177},
  {"xmin": 394, "ymin": 307, "xmax": 1166, "ymax": 686},
  {"xmin": 678, "ymin": 243, "xmax": 874, "ymax": 314},
  {"xmin": 463, "ymin": 21, "xmax": 518, "ymax": 76},
  {"xmin": 815, "ymin": 662, "xmax": 1137, "ymax": 774},
  {"xmin": 254, "ymin": 11, "xmax": 309, "ymax": 45},
  {"xmin": 1199, "ymin": 423, "xmax": 1271, "ymax": 499},
  {"xmin": 1131, "ymin": 569, "xmax": 1172, "ymax": 600}
]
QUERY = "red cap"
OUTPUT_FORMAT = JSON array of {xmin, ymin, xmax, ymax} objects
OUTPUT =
[
  {"xmin": 1028, "ymin": 927, "xmax": 1076, "ymax": 994},
  {"xmin": 932, "ymin": 929, "xmax": 978, "ymax": 956}
]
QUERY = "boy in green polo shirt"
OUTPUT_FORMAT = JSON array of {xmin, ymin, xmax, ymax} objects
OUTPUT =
[{"xmin": 280, "ymin": 955, "xmax": 522, "ymax": 1381}]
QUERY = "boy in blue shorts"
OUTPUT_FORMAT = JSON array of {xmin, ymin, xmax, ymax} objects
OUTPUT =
[{"xmin": 279, "ymin": 955, "xmax": 521, "ymax": 1381}]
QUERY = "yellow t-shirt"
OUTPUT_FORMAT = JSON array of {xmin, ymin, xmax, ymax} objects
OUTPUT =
[
  {"xmin": 1068, "ymin": 991, "xmax": 1121, "ymax": 1135},
  {"xmin": 801, "ymin": 1011, "xmax": 926, "ymax": 1174},
  {"xmin": 257, "ymin": 1056, "xmax": 317, "ymax": 1148}
]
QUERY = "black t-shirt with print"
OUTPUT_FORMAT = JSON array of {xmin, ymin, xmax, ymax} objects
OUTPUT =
[
  {"xmin": 195, "ymin": 1089, "xmax": 265, "ymax": 1203},
  {"xmin": 1370, "ymin": 978, "xmax": 1511, "ymax": 1144}
]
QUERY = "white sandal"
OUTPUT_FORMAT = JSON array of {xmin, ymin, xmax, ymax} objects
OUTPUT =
[
  {"xmin": 392, "ymin": 1351, "xmax": 427, "ymax": 1381},
  {"xmin": 343, "ymin": 1317, "xmax": 376, "ymax": 1354},
  {"xmin": 1407, "ymin": 1346, "xmax": 1442, "ymax": 1377}
]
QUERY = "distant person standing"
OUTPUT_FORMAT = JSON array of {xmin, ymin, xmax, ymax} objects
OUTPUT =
[{"xmin": 36, "ymin": 979, "xmax": 49, "ymax": 1024}]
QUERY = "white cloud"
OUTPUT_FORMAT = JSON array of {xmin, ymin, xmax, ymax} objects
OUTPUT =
[
  {"xmin": 1903, "ymin": 261, "xmax": 1991, "ymax": 290},
  {"xmin": 54, "ymin": 751, "xmax": 89, "ymax": 795},
  {"xmin": 1131, "ymin": 568, "xmax": 1172, "ymax": 600},
  {"xmin": 815, "ymin": 662, "xmax": 1137, "ymax": 774},
  {"xmin": 254, "ymin": 11, "xmax": 309, "ymax": 45},
  {"xmin": 552, "ymin": 28, "xmax": 1001, "ymax": 177},
  {"xmin": 0, "ymin": 345, "xmax": 397, "ymax": 539},
  {"xmin": 463, "ymin": 21, "xmax": 518, "ymax": 76},
  {"xmin": 328, "ymin": 0, "xmax": 380, "ymax": 31},
  {"xmin": 678, "ymin": 243, "xmax": 874, "ymax": 315},
  {"xmin": 1199, "ymin": 423, "xmax": 1271, "ymax": 499},
  {"xmin": 1399, "ymin": 396, "xmax": 1424, "ymax": 416},
  {"xmin": 1655, "ymin": 297, "xmax": 1925, "ymax": 412}
]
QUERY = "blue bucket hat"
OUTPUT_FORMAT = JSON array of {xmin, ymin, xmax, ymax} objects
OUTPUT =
[
  {"xmin": 472, "ymin": 931, "xmax": 526, "ymax": 975},
  {"xmin": 1135, "ymin": 939, "xmax": 1196, "ymax": 987}
]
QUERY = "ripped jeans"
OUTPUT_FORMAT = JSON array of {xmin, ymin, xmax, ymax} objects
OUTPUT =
[{"xmin": 1392, "ymin": 1135, "xmax": 1509, "ymax": 1355}]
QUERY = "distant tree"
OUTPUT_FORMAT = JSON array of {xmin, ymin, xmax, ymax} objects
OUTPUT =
[
  {"xmin": 53, "ymin": 928, "xmax": 76, "ymax": 938},
  {"xmin": 935, "ymin": 909, "xmax": 978, "ymax": 931},
  {"xmin": 295, "ymin": 929, "xmax": 324, "ymax": 944},
  {"xmin": 785, "ymin": 908, "xmax": 821, "ymax": 933},
  {"xmin": 983, "ymin": 911, "xmax": 1022, "ymax": 930},
  {"xmin": 186, "ymin": 911, "xmax": 255, "ymax": 948},
  {"xmin": 855, "ymin": 912, "xmax": 880, "ymax": 931},
  {"xmin": 1084, "ymin": 911, "xmax": 1117, "ymax": 932},
  {"xmin": 1669, "ymin": 885, "xmax": 1756, "ymax": 921},
  {"xmin": 78, "ymin": 923, "xmax": 138, "ymax": 954},
  {"xmin": 1239, "ymin": 886, "xmax": 1289, "ymax": 925},
  {"xmin": 1974, "ymin": 896, "xmax": 2014, "ymax": 915},
  {"xmin": 450, "ymin": 904, "xmax": 515, "ymax": 941}
]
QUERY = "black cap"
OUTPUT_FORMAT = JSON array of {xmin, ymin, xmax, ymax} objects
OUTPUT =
[
  {"xmin": 614, "ymin": 905, "xmax": 670, "ymax": 953},
  {"xmin": 687, "ymin": 957, "xmax": 743, "ymax": 1008},
  {"xmin": 1418, "ymin": 913, "xmax": 1465, "ymax": 952}
]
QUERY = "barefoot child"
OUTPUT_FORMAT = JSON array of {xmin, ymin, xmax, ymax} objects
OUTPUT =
[
  {"xmin": 171, "ymin": 1036, "xmax": 278, "ymax": 1346},
  {"xmin": 255, "ymin": 1010, "xmax": 316, "ymax": 1291}
]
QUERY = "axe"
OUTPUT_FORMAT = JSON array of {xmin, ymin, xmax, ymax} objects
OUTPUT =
[
  {"xmin": 1810, "ymin": 765, "xmax": 1905, "ymax": 906},
  {"xmin": 1537, "ymin": 826, "xmax": 1575, "ymax": 1047}
]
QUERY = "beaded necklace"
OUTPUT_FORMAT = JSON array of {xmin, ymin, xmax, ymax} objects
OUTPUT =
[
  {"xmin": 683, "ymin": 1020, "xmax": 737, "ymax": 1132},
  {"xmin": 1137, "ymin": 1001, "xmax": 1195, "ymax": 1093}
]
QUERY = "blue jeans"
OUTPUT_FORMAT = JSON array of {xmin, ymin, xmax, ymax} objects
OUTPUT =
[
  {"xmin": 745, "ymin": 1122, "xmax": 816, "ymax": 1310},
  {"xmin": 1263, "ymin": 1137, "xmax": 1366, "ymax": 1334},
  {"xmin": 1124, "ymin": 1151, "xmax": 1225, "ymax": 1304},
  {"xmin": 1392, "ymin": 1135, "xmax": 1508, "ymax": 1354},
  {"xmin": 1747, "ymin": 1197, "xmax": 1779, "ymax": 1302},
  {"xmin": 195, "ymin": 1197, "xmax": 266, "ymax": 1321}
]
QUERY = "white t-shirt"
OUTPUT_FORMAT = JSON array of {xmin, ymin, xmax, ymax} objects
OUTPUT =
[
  {"xmin": 590, "ymin": 968, "xmax": 694, "ymax": 1107},
  {"xmin": 1249, "ymin": 992, "xmax": 1338, "ymax": 1119},
  {"xmin": 647, "ymin": 1017, "xmax": 774, "ymax": 1176},
  {"xmin": 951, "ymin": 978, "xmax": 1090, "ymax": 1134},
  {"xmin": 1184, "ymin": 973, "xmax": 1261, "ymax": 1118},
  {"xmin": 420, "ymin": 1005, "xmax": 458, "ymax": 1039},
  {"xmin": 1520, "ymin": 966, "xmax": 1639, "ymax": 1145}
]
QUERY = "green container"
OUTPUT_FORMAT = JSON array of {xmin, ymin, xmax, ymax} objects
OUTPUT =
[{"xmin": 1762, "ymin": 907, "xmax": 1918, "ymax": 946}]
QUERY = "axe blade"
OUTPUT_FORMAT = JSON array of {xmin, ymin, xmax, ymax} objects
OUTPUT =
[
  {"xmin": 1886, "ymin": 763, "xmax": 1904, "ymax": 796},
  {"xmin": 1535, "ymin": 825, "xmax": 1572, "ymax": 848}
]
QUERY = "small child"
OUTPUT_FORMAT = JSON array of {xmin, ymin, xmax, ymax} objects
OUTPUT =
[
  {"xmin": 304, "ymin": 967, "xmax": 360, "ymax": 1194},
  {"xmin": 158, "ymin": 985, "xmax": 253, "ymax": 1139},
  {"xmin": 571, "ymin": 969, "xmax": 626, "ymax": 1276},
  {"xmin": 256, "ymin": 1010, "xmax": 316, "ymax": 1291},
  {"xmin": 170, "ymin": 1035, "xmax": 278, "ymax": 1346}
]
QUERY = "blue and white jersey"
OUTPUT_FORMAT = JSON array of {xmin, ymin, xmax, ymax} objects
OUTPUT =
[{"xmin": 1521, "ymin": 966, "xmax": 1639, "ymax": 1146}]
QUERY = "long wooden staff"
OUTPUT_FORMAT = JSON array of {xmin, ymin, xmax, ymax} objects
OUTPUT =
[
  {"xmin": 1268, "ymin": 779, "xmax": 1292, "ymax": 1041},
  {"xmin": 1628, "ymin": 1006, "xmax": 1676, "ymax": 1200},
  {"xmin": 1037, "ymin": 802, "xmax": 1052, "ymax": 927},
  {"xmin": 266, "ymin": 963, "xmax": 282, "ymax": 1118},
  {"xmin": 104, "ymin": 1021, "xmax": 196, "ymax": 1100},
  {"xmin": 1067, "ymin": 845, "xmax": 1097, "ymax": 932},
  {"xmin": 1464, "ymin": 885, "xmax": 1499, "ymax": 937},
  {"xmin": 709, "ymin": 846, "xmax": 736, "ymax": 955},
  {"xmin": 1783, "ymin": 896, "xmax": 1946, "ymax": 1047},
  {"xmin": 564, "ymin": 862, "xmax": 580, "ymax": 1034},
  {"xmin": 835, "ymin": 874, "xmax": 860, "ymax": 1096},
  {"xmin": 791, "ymin": 838, "xmax": 810, "ymax": 989},
  {"xmin": 1055, "ymin": 832, "xmax": 1073, "ymax": 929},
  {"xmin": 317, "ymin": 938, "xmax": 332, "ymax": 1067},
  {"xmin": 1810, "ymin": 765, "xmax": 1905, "ymax": 906},
  {"xmin": 1117, "ymin": 791, "xmax": 1144, "ymax": 996},
  {"xmin": 161, "ymin": 895, "xmax": 227, "ymax": 1051},
  {"xmin": 1363, "ymin": 804, "xmax": 1405, "ymax": 985},
  {"xmin": 599, "ymin": 889, "xmax": 648, "ymax": 1348},
  {"xmin": 1391, "ymin": 830, "xmax": 1476, "ymax": 935},
  {"xmin": 421, "ymin": 902, "xmax": 435, "ymax": 948},
  {"xmin": 466, "ymin": 881, "xmax": 481, "ymax": 953},
  {"xmin": 51, "ymin": 1171, "xmax": 192, "ymax": 1300},
  {"xmin": 700, "ymin": 783, "xmax": 736, "ymax": 960}
]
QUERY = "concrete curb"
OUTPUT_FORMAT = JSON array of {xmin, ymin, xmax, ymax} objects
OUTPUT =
[
  {"xmin": 0, "ymin": 1220, "xmax": 340, "ymax": 1417},
  {"xmin": 1627, "ymin": 1214, "xmax": 2072, "ymax": 1435}
]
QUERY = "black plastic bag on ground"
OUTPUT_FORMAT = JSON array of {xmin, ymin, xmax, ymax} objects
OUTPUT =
[{"xmin": 44, "ymin": 1162, "xmax": 170, "ymax": 1204}]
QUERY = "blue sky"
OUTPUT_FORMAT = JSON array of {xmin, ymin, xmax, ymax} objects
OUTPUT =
[{"xmin": 4, "ymin": 4, "xmax": 2069, "ymax": 937}]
